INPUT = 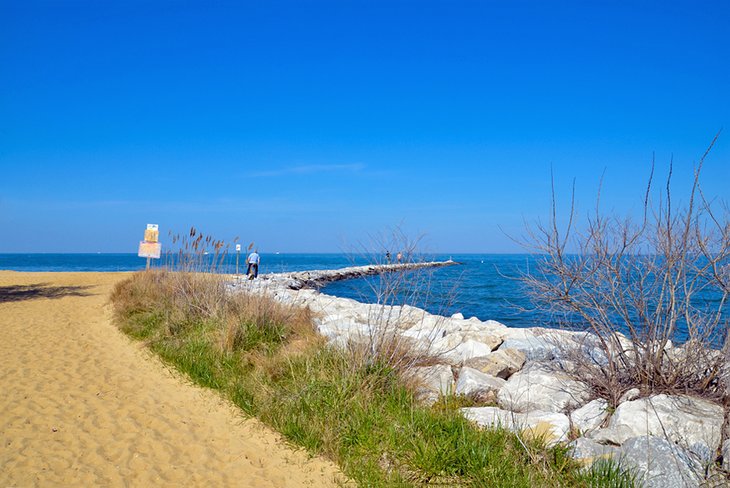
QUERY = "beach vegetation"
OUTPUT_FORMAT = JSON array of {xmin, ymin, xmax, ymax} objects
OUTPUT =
[
  {"xmin": 521, "ymin": 134, "xmax": 730, "ymax": 406},
  {"xmin": 111, "ymin": 269, "xmax": 634, "ymax": 487},
  {"xmin": 344, "ymin": 227, "xmax": 461, "ymax": 373}
]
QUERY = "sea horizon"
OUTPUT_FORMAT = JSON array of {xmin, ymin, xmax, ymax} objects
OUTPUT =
[
  {"xmin": 0, "ymin": 253, "xmax": 536, "ymax": 328},
  {"xmin": 4, "ymin": 252, "xmax": 723, "ymax": 342}
]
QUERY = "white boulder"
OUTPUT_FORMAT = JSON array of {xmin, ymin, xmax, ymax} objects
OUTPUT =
[
  {"xmin": 498, "ymin": 365, "xmax": 591, "ymax": 413},
  {"xmin": 316, "ymin": 318, "xmax": 373, "ymax": 347},
  {"xmin": 499, "ymin": 336, "xmax": 560, "ymax": 361},
  {"xmin": 461, "ymin": 406, "xmax": 570, "ymax": 446},
  {"xmin": 463, "ymin": 348, "xmax": 526, "ymax": 379},
  {"xmin": 619, "ymin": 436, "xmax": 704, "ymax": 488},
  {"xmin": 568, "ymin": 437, "xmax": 618, "ymax": 465},
  {"xmin": 588, "ymin": 394, "xmax": 724, "ymax": 461},
  {"xmin": 618, "ymin": 387, "xmax": 640, "ymax": 403},
  {"xmin": 569, "ymin": 399, "xmax": 609, "ymax": 435},
  {"xmin": 454, "ymin": 367, "xmax": 506, "ymax": 398},
  {"xmin": 435, "ymin": 338, "xmax": 495, "ymax": 365},
  {"xmin": 410, "ymin": 364, "xmax": 454, "ymax": 404}
]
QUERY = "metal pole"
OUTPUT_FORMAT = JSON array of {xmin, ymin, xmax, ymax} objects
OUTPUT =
[
  {"xmin": 236, "ymin": 251, "xmax": 240, "ymax": 275},
  {"xmin": 146, "ymin": 257, "xmax": 151, "ymax": 270}
]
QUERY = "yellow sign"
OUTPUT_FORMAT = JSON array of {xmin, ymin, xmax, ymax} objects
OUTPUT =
[
  {"xmin": 144, "ymin": 228, "xmax": 159, "ymax": 243},
  {"xmin": 138, "ymin": 241, "xmax": 161, "ymax": 259}
]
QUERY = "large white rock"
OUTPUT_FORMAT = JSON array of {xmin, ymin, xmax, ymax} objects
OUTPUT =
[
  {"xmin": 499, "ymin": 336, "xmax": 560, "ymax": 361},
  {"xmin": 454, "ymin": 367, "xmax": 506, "ymax": 397},
  {"xmin": 588, "ymin": 394, "xmax": 724, "ymax": 461},
  {"xmin": 401, "ymin": 316, "xmax": 449, "ymax": 344},
  {"xmin": 464, "ymin": 348, "xmax": 526, "ymax": 379},
  {"xmin": 524, "ymin": 411, "xmax": 570, "ymax": 446},
  {"xmin": 460, "ymin": 331, "xmax": 503, "ymax": 350},
  {"xmin": 497, "ymin": 365, "xmax": 591, "ymax": 413},
  {"xmin": 619, "ymin": 436, "xmax": 704, "ymax": 488},
  {"xmin": 316, "ymin": 319, "xmax": 373, "ymax": 347},
  {"xmin": 499, "ymin": 327, "xmax": 537, "ymax": 341},
  {"xmin": 461, "ymin": 406, "xmax": 570, "ymax": 446},
  {"xmin": 417, "ymin": 318, "xmax": 505, "ymax": 363},
  {"xmin": 462, "ymin": 405, "xmax": 514, "ymax": 428},
  {"xmin": 410, "ymin": 364, "xmax": 454, "ymax": 404},
  {"xmin": 570, "ymin": 399, "xmax": 609, "ymax": 434},
  {"xmin": 480, "ymin": 319, "xmax": 510, "ymax": 334},
  {"xmin": 568, "ymin": 437, "xmax": 618, "ymax": 465},
  {"xmin": 618, "ymin": 387, "xmax": 640, "ymax": 403},
  {"xmin": 361, "ymin": 304, "xmax": 417, "ymax": 331},
  {"xmin": 435, "ymin": 338, "xmax": 495, "ymax": 365}
]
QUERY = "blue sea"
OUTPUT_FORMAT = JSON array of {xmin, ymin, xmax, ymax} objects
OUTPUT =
[
  {"xmin": 0, "ymin": 253, "xmax": 536, "ymax": 327},
  {"xmin": 2, "ymin": 253, "xmax": 726, "ymax": 338}
]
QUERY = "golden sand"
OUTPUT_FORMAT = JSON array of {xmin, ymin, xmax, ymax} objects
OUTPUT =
[{"xmin": 0, "ymin": 271, "xmax": 345, "ymax": 487}]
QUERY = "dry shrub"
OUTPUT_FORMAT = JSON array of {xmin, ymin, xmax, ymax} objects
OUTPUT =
[
  {"xmin": 111, "ymin": 269, "xmax": 318, "ymax": 357},
  {"xmin": 342, "ymin": 227, "xmax": 460, "ymax": 380},
  {"xmin": 218, "ymin": 290, "xmax": 318, "ymax": 355},
  {"xmin": 522, "ymin": 135, "xmax": 730, "ymax": 405},
  {"xmin": 163, "ymin": 227, "xmax": 233, "ymax": 273}
]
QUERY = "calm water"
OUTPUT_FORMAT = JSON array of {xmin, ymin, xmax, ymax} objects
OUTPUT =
[
  {"xmin": 322, "ymin": 254, "xmax": 534, "ymax": 327},
  {"xmin": 2, "ymin": 253, "xmax": 725, "ymax": 336},
  {"xmin": 0, "ymin": 253, "xmax": 535, "ymax": 326},
  {"xmin": 0, "ymin": 253, "xmax": 356, "ymax": 273}
]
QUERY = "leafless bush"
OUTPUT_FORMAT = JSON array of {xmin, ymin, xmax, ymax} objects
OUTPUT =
[
  {"xmin": 345, "ymin": 227, "xmax": 459, "ymax": 374},
  {"xmin": 521, "ymin": 134, "xmax": 730, "ymax": 405}
]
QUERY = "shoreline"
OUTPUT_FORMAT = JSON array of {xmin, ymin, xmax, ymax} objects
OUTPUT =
[
  {"xmin": 229, "ymin": 264, "xmax": 730, "ymax": 484},
  {"xmin": 7, "ymin": 267, "xmax": 726, "ymax": 484}
]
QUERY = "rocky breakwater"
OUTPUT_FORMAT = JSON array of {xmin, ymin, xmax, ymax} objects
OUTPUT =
[
  {"xmin": 229, "ymin": 264, "xmax": 729, "ymax": 488},
  {"xmin": 250, "ymin": 259, "xmax": 458, "ymax": 290}
]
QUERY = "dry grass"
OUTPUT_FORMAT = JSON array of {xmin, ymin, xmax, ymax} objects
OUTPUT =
[{"xmin": 110, "ymin": 270, "xmax": 317, "ymax": 355}]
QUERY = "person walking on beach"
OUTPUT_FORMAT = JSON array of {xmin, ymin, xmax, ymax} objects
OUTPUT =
[
  {"xmin": 246, "ymin": 250, "xmax": 260, "ymax": 279},
  {"xmin": 396, "ymin": 251, "xmax": 403, "ymax": 263}
]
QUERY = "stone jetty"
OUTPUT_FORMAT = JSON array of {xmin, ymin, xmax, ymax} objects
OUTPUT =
[
  {"xmin": 241, "ymin": 259, "xmax": 458, "ymax": 290},
  {"xmin": 229, "ymin": 263, "xmax": 729, "ymax": 487}
]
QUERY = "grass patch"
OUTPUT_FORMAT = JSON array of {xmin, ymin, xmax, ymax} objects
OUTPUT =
[{"xmin": 110, "ymin": 270, "xmax": 634, "ymax": 487}]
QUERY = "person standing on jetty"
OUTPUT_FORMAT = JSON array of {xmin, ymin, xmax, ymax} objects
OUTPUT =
[{"xmin": 246, "ymin": 250, "xmax": 260, "ymax": 279}]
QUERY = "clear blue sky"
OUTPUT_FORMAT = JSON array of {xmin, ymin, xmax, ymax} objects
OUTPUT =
[{"xmin": 1, "ymin": 0, "xmax": 728, "ymax": 253}]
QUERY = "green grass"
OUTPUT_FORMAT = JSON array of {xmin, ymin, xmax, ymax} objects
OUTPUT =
[{"xmin": 110, "ymin": 271, "xmax": 635, "ymax": 487}]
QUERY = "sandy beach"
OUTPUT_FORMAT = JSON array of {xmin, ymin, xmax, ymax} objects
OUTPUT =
[{"xmin": 0, "ymin": 271, "xmax": 345, "ymax": 487}]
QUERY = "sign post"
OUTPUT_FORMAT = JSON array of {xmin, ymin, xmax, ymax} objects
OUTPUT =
[
  {"xmin": 235, "ymin": 243, "xmax": 241, "ymax": 275},
  {"xmin": 138, "ymin": 224, "xmax": 161, "ymax": 270}
]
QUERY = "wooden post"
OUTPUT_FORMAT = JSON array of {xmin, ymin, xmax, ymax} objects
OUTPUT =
[
  {"xmin": 146, "ymin": 257, "xmax": 151, "ymax": 270},
  {"xmin": 236, "ymin": 251, "xmax": 240, "ymax": 275}
]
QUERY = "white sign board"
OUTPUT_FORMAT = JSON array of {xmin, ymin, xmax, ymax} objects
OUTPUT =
[
  {"xmin": 236, "ymin": 244, "xmax": 241, "ymax": 251},
  {"xmin": 138, "ymin": 241, "xmax": 162, "ymax": 259}
]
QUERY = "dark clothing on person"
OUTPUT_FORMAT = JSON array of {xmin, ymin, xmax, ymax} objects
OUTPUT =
[{"xmin": 246, "ymin": 251, "xmax": 260, "ymax": 278}]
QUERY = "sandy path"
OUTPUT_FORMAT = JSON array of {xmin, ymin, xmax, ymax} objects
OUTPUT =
[{"xmin": 0, "ymin": 271, "xmax": 346, "ymax": 487}]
